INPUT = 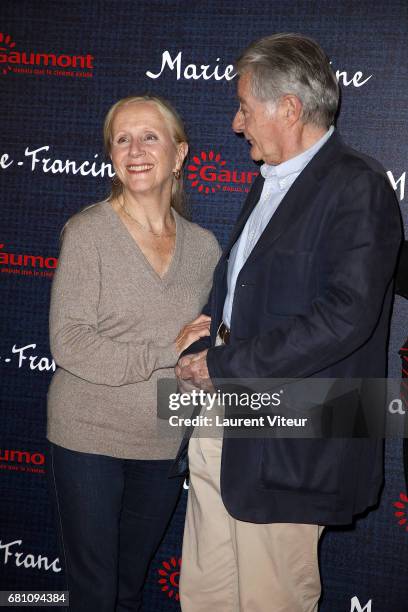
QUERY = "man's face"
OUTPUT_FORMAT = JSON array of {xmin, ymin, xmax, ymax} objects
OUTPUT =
[{"xmin": 232, "ymin": 72, "xmax": 286, "ymax": 165}]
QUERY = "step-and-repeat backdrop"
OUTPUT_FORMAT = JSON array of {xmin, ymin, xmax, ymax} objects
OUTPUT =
[{"xmin": 1, "ymin": 1, "xmax": 408, "ymax": 610}]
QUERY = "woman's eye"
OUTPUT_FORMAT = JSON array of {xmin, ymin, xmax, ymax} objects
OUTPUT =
[
  {"xmin": 116, "ymin": 136, "xmax": 128, "ymax": 144},
  {"xmin": 144, "ymin": 133, "xmax": 158, "ymax": 141}
]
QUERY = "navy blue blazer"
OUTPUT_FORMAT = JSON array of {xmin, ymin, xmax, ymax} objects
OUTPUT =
[{"xmin": 173, "ymin": 132, "xmax": 402, "ymax": 525}]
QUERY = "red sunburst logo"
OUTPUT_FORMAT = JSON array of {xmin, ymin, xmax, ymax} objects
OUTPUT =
[
  {"xmin": 187, "ymin": 150, "xmax": 227, "ymax": 194},
  {"xmin": 0, "ymin": 33, "xmax": 16, "ymax": 75},
  {"xmin": 157, "ymin": 556, "xmax": 181, "ymax": 601},
  {"xmin": 393, "ymin": 491, "xmax": 408, "ymax": 531}
]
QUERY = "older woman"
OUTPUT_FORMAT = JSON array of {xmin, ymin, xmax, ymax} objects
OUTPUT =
[{"xmin": 47, "ymin": 95, "xmax": 220, "ymax": 612}]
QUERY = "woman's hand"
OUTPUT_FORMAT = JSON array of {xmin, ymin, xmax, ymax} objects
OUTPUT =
[{"xmin": 175, "ymin": 314, "xmax": 211, "ymax": 354}]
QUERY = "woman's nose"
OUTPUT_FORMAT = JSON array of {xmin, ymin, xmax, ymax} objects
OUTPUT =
[{"xmin": 129, "ymin": 140, "xmax": 146, "ymax": 157}]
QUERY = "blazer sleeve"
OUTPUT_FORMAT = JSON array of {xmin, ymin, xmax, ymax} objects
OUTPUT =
[
  {"xmin": 49, "ymin": 221, "xmax": 179, "ymax": 386},
  {"xmin": 395, "ymin": 240, "xmax": 408, "ymax": 298},
  {"xmin": 207, "ymin": 172, "xmax": 402, "ymax": 380}
]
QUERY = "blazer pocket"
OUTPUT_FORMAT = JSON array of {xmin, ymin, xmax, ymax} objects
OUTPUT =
[
  {"xmin": 258, "ymin": 438, "xmax": 344, "ymax": 495},
  {"xmin": 263, "ymin": 249, "xmax": 315, "ymax": 316}
]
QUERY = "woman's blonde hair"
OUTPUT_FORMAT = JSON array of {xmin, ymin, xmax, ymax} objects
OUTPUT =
[{"xmin": 104, "ymin": 94, "xmax": 189, "ymax": 215}]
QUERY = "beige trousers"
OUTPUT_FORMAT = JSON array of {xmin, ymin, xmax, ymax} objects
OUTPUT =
[{"xmin": 180, "ymin": 435, "xmax": 324, "ymax": 612}]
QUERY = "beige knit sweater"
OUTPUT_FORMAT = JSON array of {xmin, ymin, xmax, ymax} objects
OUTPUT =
[{"xmin": 47, "ymin": 200, "xmax": 220, "ymax": 459}]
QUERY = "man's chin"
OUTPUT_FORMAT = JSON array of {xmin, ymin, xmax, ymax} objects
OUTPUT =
[{"xmin": 249, "ymin": 147, "xmax": 262, "ymax": 162}]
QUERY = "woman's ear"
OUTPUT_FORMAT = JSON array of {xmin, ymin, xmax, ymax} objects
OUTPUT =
[{"xmin": 175, "ymin": 142, "xmax": 189, "ymax": 170}]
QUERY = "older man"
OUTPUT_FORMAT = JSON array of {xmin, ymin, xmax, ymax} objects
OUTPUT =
[{"xmin": 175, "ymin": 33, "xmax": 401, "ymax": 612}]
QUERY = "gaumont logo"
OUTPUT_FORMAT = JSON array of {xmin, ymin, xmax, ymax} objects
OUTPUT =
[
  {"xmin": 393, "ymin": 491, "xmax": 408, "ymax": 531},
  {"xmin": 0, "ymin": 32, "xmax": 15, "ymax": 74},
  {"xmin": 187, "ymin": 151, "xmax": 259, "ymax": 195},
  {"xmin": 0, "ymin": 449, "xmax": 45, "ymax": 475},
  {"xmin": 0, "ymin": 32, "xmax": 94, "ymax": 78},
  {"xmin": 0, "ymin": 539, "xmax": 60, "ymax": 572},
  {"xmin": 157, "ymin": 557, "xmax": 181, "ymax": 601},
  {"xmin": 0, "ymin": 244, "xmax": 57, "ymax": 278}
]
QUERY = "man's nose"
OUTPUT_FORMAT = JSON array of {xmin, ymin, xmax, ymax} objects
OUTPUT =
[{"xmin": 232, "ymin": 109, "xmax": 244, "ymax": 133}]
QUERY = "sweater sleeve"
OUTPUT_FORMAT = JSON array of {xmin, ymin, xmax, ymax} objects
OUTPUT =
[
  {"xmin": 181, "ymin": 231, "xmax": 222, "ymax": 357},
  {"xmin": 49, "ymin": 220, "xmax": 179, "ymax": 386}
]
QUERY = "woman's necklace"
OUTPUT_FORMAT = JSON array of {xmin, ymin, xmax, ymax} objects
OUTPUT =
[{"xmin": 119, "ymin": 196, "xmax": 176, "ymax": 238}]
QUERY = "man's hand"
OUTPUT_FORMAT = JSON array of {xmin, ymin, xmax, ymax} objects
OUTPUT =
[
  {"xmin": 175, "ymin": 349, "xmax": 214, "ymax": 391},
  {"xmin": 175, "ymin": 315, "xmax": 211, "ymax": 354}
]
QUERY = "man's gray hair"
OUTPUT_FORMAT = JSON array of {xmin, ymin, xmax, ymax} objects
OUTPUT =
[{"xmin": 236, "ymin": 33, "xmax": 339, "ymax": 128}]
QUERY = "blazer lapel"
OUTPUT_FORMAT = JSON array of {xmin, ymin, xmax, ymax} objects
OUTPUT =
[
  {"xmin": 223, "ymin": 173, "xmax": 264, "ymax": 256},
  {"xmin": 243, "ymin": 132, "xmax": 344, "ymax": 266}
]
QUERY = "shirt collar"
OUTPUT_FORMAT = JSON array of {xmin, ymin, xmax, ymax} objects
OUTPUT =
[{"xmin": 260, "ymin": 125, "xmax": 335, "ymax": 181}]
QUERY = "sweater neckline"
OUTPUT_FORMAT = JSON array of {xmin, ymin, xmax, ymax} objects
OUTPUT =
[{"xmin": 101, "ymin": 199, "xmax": 183, "ymax": 289}]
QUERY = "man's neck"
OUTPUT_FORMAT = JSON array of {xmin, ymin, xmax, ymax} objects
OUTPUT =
[{"xmin": 280, "ymin": 123, "xmax": 329, "ymax": 163}]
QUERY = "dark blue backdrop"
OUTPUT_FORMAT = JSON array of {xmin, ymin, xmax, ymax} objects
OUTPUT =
[{"xmin": 1, "ymin": 1, "xmax": 407, "ymax": 610}]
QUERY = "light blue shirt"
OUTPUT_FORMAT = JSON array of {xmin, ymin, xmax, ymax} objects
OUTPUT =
[{"xmin": 223, "ymin": 126, "xmax": 335, "ymax": 328}]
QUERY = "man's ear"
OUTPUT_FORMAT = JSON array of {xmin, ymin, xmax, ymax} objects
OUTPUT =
[{"xmin": 280, "ymin": 94, "xmax": 303, "ymax": 126}]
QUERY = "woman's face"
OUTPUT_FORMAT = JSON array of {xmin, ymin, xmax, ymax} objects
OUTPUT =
[{"xmin": 110, "ymin": 101, "xmax": 187, "ymax": 199}]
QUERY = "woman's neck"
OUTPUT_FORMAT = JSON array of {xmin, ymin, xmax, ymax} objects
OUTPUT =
[{"xmin": 114, "ymin": 189, "xmax": 175, "ymax": 235}]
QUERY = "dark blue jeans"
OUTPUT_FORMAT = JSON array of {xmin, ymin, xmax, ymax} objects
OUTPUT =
[{"xmin": 49, "ymin": 443, "xmax": 183, "ymax": 612}]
